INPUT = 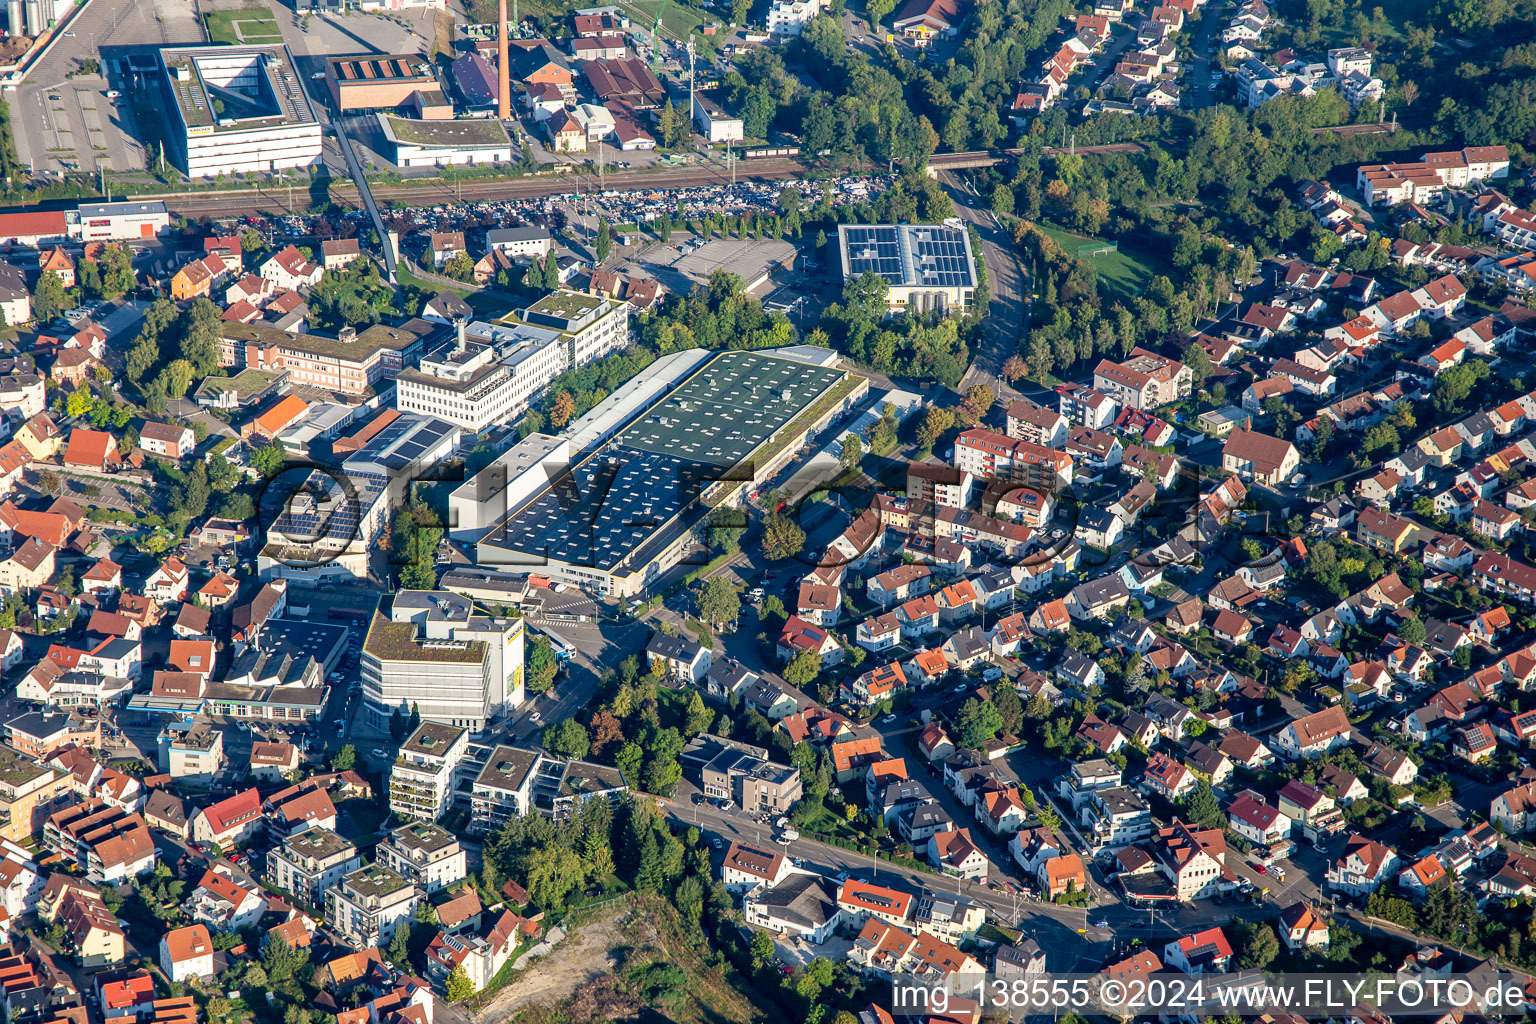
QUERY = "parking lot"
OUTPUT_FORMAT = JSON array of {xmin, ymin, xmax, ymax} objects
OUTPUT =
[{"xmin": 11, "ymin": 0, "xmax": 203, "ymax": 176}]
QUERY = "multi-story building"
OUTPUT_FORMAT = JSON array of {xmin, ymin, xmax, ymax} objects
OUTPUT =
[
  {"xmin": 361, "ymin": 591, "xmax": 525, "ymax": 733},
  {"xmin": 503, "ymin": 290, "xmax": 629, "ymax": 370},
  {"xmin": 43, "ymin": 800, "xmax": 155, "ymax": 885},
  {"xmin": 469, "ymin": 746, "xmax": 627, "ymax": 833},
  {"xmin": 266, "ymin": 827, "xmax": 360, "ymax": 908},
  {"xmin": 699, "ymin": 749, "xmax": 802, "ymax": 814},
  {"xmin": 324, "ymin": 864, "xmax": 418, "ymax": 948},
  {"xmin": 396, "ymin": 320, "xmax": 568, "ymax": 431},
  {"xmin": 219, "ymin": 322, "xmax": 427, "ymax": 396},
  {"xmin": 160, "ymin": 46, "xmax": 323, "ymax": 177},
  {"xmin": 1092, "ymin": 348, "xmax": 1193, "ymax": 410},
  {"xmin": 0, "ymin": 748, "xmax": 69, "ymax": 843},
  {"xmin": 469, "ymin": 746, "xmax": 540, "ymax": 835},
  {"xmin": 765, "ymin": 0, "xmax": 828, "ymax": 35},
  {"xmin": 158, "ymin": 722, "xmax": 224, "ymax": 785},
  {"xmin": 375, "ymin": 822, "xmax": 467, "ymax": 895},
  {"xmin": 388, "ymin": 722, "xmax": 469, "ymax": 823},
  {"xmin": 953, "ymin": 429, "xmax": 1074, "ymax": 491}
]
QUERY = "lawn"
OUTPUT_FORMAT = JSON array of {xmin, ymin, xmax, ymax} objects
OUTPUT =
[
  {"xmin": 613, "ymin": 0, "xmax": 706, "ymax": 41},
  {"xmin": 1037, "ymin": 223, "xmax": 1165, "ymax": 303},
  {"xmin": 204, "ymin": 9, "xmax": 283, "ymax": 45}
]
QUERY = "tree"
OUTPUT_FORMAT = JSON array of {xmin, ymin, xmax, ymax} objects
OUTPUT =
[
  {"xmin": 673, "ymin": 691, "xmax": 710, "ymax": 738},
  {"xmin": 955, "ymin": 698, "xmax": 1003, "ymax": 748},
  {"xmin": 762, "ymin": 513, "xmax": 805, "ymax": 561},
  {"xmin": 1397, "ymin": 616, "xmax": 1427, "ymax": 646},
  {"xmin": 595, "ymin": 219, "xmax": 612, "ymax": 264},
  {"xmin": 696, "ymin": 576, "xmax": 740, "ymax": 627},
  {"xmin": 1238, "ymin": 923, "xmax": 1280, "ymax": 969},
  {"xmin": 615, "ymin": 741, "xmax": 644, "ymax": 783},
  {"xmin": 866, "ymin": 0, "xmax": 895, "ymax": 27},
  {"xmin": 65, "ymin": 388, "xmax": 94, "ymax": 418},
  {"xmin": 1001, "ymin": 355, "xmax": 1028, "ymax": 383},
  {"xmin": 548, "ymin": 390, "xmax": 577, "ymax": 428},
  {"xmin": 960, "ymin": 384, "xmax": 994, "ymax": 423},
  {"xmin": 750, "ymin": 929, "xmax": 775, "ymax": 969},
  {"xmin": 991, "ymin": 184, "xmax": 1015, "ymax": 217},
  {"xmin": 916, "ymin": 405, "xmax": 955, "ymax": 449},
  {"xmin": 444, "ymin": 964, "xmax": 476, "ymax": 1001},
  {"xmin": 542, "ymin": 718, "xmax": 590, "ymax": 759},
  {"xmin": 839, "ymin": 433, "xmax": 863, "ymax": 474},
  {"xmin": 782, "ymin": 649, "xmax": 821, "ymax": 688},
  {"xmin": 331, "ymin": 744, "xmax": 356, "ymax": 772},
  {"xmin": 33, "ymin": 270, "xmax": 65, "ymax": 322},
  {"xmin": 526, "ymin": 638, "xmax": 559, "ymax": 694},
  {"xmin": 251, "ymin": 442, "xmax": 287, "ymax": 478},
  {"xmin": 386, "ymin": 922, "xmax": 410, "ymax": 966},
  {"xmin": 1183, "ymin": 782, "xmax": 1226, "ymax": 830},
  {"xmin": 525, "ymin": 843, "xmax": 584, "ymax": 911},
  {"xmin": 1182, "ymin": 344, "xmax": 1213, "ymax": 384}
]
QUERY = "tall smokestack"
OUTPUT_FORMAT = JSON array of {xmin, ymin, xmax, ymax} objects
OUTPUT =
[{"xmin": 497, "ymin": 0, "xmax": 511, "ymax": 120}]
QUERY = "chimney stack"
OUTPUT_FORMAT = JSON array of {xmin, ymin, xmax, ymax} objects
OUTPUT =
[{"xmin": 497, "ymin": 0, "xmax": 511, "ymax": 120}]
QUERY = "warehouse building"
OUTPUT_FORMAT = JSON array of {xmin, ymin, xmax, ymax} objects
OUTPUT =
[
  {"xmin": 837, "ymin": 222, "xmax": 978, "ymax": 314},
  {"xmin": 328, "ymin": 53, "xmax": 436, "ymax": 112},
  {"xmin": 447, "ymin": 433, "xmax": 570, "ymax": 542},
  {"xmin": 476, "ymin": 350, "xmax": 867, "ymax": 596},
  {"xmin": 161, "ymin": 45, "xmax": 323, "ymax": 177},
  {"xmin": 376, "ymin": 114, "xmax": 514, "ymax": 168}
]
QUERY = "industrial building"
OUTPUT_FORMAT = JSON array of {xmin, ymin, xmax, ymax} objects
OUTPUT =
[
  {"xmin": 447, "ymin": 433, "xmax": 570, "ymax": 542},
  {"xmin": 360, "ymin": 590, "xmax": 525, "ymax": 733},
  {"xmin": 837, "ymin": 222, "xmax": 979, "ymax": 314},
  {"xmin": 476, "ymin": 349, "xmax": 867, "ymax": 596},
  {"xmin": 4, "ymin": 0, "xmax": 72, "ymax": 38},
  {"xmin": 327, "ymin": 53, "xmax": 437, "ymax": 111},
  {"xmin": 449, "ymin": 51, "xmax": 499, "ymax": 110},
  {"xmin": 376, "ymin": 115, "xmax": 514, "ymax": 168},
  {"xmin": 161, "ymin": 45, "xmax": 323, "ymax": 177},
  {"xmin": 257, "ymin": 414, "xmax": 459, "ymax": 583},
  {"xmin": 691, "ymin": 92, "xmax": 744, "ymax": 143}
]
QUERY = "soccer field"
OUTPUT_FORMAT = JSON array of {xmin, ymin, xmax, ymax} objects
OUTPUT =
[{"xmin": 1038, "ymin": 224, "xmax": 1161, "ymax": 302}]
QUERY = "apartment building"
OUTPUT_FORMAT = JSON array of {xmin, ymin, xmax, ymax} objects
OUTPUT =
[
  {"xmin": 324, "ymin": 864, "xmax": 418, "ymax": 948},
  {"xmin": 1092, "ymin": 348, "xmax": 1192, "ymax": 410},
  {"xmin": 375, "ymin": 821, "xmax": 467, "ymax": 895},
  {"xmin": 468, "ymin": 745, "xmax": 540, "ymax": 835},
  {"xmin": 266, "ymin": 827, "xmax": 360, "ymax": 908},
  {"xmin": 388, "ymin": 722, "xmax": 469, "ymax": 823},
  {"xmin": 0, "ymin": 748, "xmax": 69, "ymax": 843},
  {"xmin": 953, "ymin": 428, "xmax": 1074, "ymax": 491}
]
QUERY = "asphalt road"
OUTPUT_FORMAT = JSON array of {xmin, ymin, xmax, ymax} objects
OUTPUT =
[{"xmin": 941, "ymin": 173, "xmax": 1030, "ymax": 401}]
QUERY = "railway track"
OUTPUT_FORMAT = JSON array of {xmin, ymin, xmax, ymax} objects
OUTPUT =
[{"xmin": 158, "ymin": 157, "xmax": 810, "ymax": 217}]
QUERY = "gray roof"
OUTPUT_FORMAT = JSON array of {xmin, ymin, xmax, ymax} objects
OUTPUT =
[{"xmin": 751, "ymin": 873, "xmax": 836, "ymax": 928}]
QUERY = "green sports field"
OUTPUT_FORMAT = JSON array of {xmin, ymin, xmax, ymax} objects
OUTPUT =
[{"xmin": 1038, "ymin": 223, "xmax": 1164, "ymax": 302}]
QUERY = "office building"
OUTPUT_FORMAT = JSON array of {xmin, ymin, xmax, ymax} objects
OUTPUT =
[
  {"xmin": 161, "ymin": 45, "xmax": 323, "ymax": 177},
  {"xmin": 360, "ymin": 591, "xmax": 525, "ymax": 733}
]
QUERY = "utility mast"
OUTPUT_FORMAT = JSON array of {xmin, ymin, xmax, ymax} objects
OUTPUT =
[{"xmin": 688, "ymin": 37, "xmax": 696, "ymax": 137}]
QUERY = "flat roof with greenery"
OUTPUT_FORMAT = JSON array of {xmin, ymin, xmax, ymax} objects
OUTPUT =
[
  {"xmin": 379, "ymin": 114, "xmax": 512, "ymax": 149},
  {"xmin": 363, "ymin": 612, "xmax": 487, "ymax": 665}
]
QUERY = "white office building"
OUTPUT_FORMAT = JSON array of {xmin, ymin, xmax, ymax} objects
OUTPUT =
[
  {"xmin": 360, "ymin": 591, "xmax": 525, "ymax": 733},
  {"xmin": 766, "ymin": 0, "xmax": 828, "ymax": 35},
  {"xmin": 161, "ymin": 45, "xmax": 324, "ymax": 177},
  {"xmin": 509, "ymin": 290, "xmax": 631, "ymax": 368}
]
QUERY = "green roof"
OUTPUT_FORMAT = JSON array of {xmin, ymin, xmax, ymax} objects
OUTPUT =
[
  {"xmin": 380, "ymin": 114, "xmax": 511, "ymax": 149},
  {"xmin": 363, "ymin": 611, "xmax": 486, "ymax": 664}
]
